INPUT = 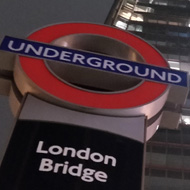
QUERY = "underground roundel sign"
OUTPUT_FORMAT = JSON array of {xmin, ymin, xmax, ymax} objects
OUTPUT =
[{"xmin": 14, "ymin": 23, "xmax": 169, "ymax": 118}]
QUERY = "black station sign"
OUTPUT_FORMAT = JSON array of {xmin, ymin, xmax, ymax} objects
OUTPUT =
[{"xmin": 0, "ymin": 120, "xmax": 144, "ymax": 190}]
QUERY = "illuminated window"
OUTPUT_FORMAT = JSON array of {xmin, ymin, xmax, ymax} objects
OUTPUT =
[
  {"xmin": 187, "ymin": 20, "xmax": 190, "ymax": 27},
  {"xmin": 158, "ymin": 20, "xmax": 167, "ymax": 25},
  {"xmin": 168, "ymin": 60, "xmax": 180, "ymax": 70},
  {"xmin": 134, "ymin": 5, "xmax": 154, "ymax": 13},
  {"xmin": 126, "ymin": 3, "xmax": 134, "ymax": 10},
  {"xmin": 124, "ymin": 0, "xmax": 136, "ymax": 9},
  {"xmin": 182, "ymin": 115, "xmax": 190, "ymax": 125},
  {"xmin": 119, "ymin": 11, "xmax": 132, "ymax": 19},
  {"xmin": 154, "ymin": 0, "xmax": 167, "ymax": 6},
  {"xmin": 128, "ymin": 24, "xmax": 135, "ymax": 31},
  {"xmin": 131, "ymin": 14, "xmax": 144, "ymax": 22},
  {"xmin": 115, "ymin": 21, "xmax": 127, "ymax": 30},
  {"xmin": 136, "ymin": 25, "xmax": 143, "ymax": 32},
  {"xmin": 168, "ymin": 21, "xmax": 178, "ymax": 26}
]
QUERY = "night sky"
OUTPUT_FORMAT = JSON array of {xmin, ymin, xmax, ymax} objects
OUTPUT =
[{"xmin": 0, "ymin": 0, "xmax": 114, "ymax": 163}]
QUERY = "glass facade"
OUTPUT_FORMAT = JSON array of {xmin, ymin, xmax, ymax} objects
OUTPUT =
[
  {"xmin": 108, "ymin": 0, "xmax": 190, "ymax": 123},
  {"xmin": 112, "ymin": 0, "xmax": 190, "ymax": 74},
  {"xmin": 145, "ymin": 125, "xmax": 190, "ymax": 190},
  {"xmin": 107, "ymin": 0, "xmax": 190, "ymax": 189}
]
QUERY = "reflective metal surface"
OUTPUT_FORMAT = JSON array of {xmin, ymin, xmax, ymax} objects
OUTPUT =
[{"xmin": 47, "ymin": 34, "xmax": 144, "ymax": 92}]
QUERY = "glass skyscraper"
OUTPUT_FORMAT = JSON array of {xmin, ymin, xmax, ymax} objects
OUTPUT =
[
  {"xmin": 107, "ymin": 0, "xmax": 190, "ymax": 189},
  {"xmin": 145, "ymin": 125, "xmax": 190, "ymax": 190}
]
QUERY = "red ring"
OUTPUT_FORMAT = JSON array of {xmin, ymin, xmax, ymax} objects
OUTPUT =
[{"xmin": 19, "ymin": 23, "xmax": 168, "ymax": 109}]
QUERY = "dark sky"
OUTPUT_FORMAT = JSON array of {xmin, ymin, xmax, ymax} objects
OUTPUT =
[{"xmin": 0, "ymin": 0, "xmax": 115, "ymax": 163}]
